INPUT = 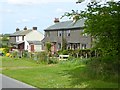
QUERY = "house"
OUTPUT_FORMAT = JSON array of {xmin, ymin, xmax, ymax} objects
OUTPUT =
[
  {"xmin": 9, "ymin": 27, "xmax": 44, "ymax": 52},
  {"xmin": 42, "ymin": 18, "xmax": 92, "ymax": 54}
]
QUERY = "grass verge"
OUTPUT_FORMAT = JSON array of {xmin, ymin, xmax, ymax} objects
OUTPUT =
[{"xmin": 2, "ymin": 56, "xmax": 119, "ymax": 88}]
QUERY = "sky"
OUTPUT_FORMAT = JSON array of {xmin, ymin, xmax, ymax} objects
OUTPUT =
[
  {"xmin": 0, "ymin": 0, "xmax": 118, "ymax": 34},
  {"xmin": 0, "ymin": 0, "xmax": 90, "ymax": 34}
]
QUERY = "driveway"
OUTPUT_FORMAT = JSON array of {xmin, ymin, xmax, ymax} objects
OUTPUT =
[{"xmin": 0, "ymin": 74, "xmax": 39, "ymax": 89}]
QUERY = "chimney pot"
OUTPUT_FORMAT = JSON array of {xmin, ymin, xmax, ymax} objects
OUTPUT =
[
  {"xmin": 16, "ymin": 28, "xmax": 20, "ymax": 32},
  {"xmin": 54, "ymin": 18, "xmax": 59, "ymax": 23},
  {"xmin": 24, "ymin": 26, "xmax": 27, "ymax": 30},
  {"xmin": 33, "ymin": 27, "xmax": 37, "ymax": 30}
]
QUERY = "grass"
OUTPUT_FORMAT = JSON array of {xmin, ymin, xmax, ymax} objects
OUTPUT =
[
  {"xmin": 2, "ymin": 56, "xmax": 119, "ymax": 88},
  {"xmin": 0, "ymin": 56, "xmax": 2, "ymax": 73}
]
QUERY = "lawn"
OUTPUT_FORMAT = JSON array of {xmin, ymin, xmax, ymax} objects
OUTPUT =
[{"xmin": 2, "ymin": 56, "xmax": 119, "ymax": 88}]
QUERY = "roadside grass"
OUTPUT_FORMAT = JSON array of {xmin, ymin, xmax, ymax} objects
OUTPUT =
[
  {"xmin": 0, "ymin": 56, "xmax": 2, "ymax": 73},
  {"xmin": 2, "ymin": 56, "xmax": 119, "ymax": 88}
]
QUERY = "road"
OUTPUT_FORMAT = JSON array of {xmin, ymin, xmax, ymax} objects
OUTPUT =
[{"xmin": 0, "ymin": 74, "xmax": 39, "ymax": 89}]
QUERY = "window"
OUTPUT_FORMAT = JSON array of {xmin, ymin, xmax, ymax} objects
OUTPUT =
[
  {"xmin": 46, "ymin": 31, "xmax": 50, "ymax": 37},
  {"xmin": 22, "ymin": 36, "xmax": 24, "ymax": 41},
  {"xmin": 58, "ymin": 31, "xmax": 62, "ymax": 37},
  {"xmin": 58, "ymin": 43, "xmax": 61, "ymax": 49},
  {"xmin": 82, "ymin": 44, "xmax": 86, "ymax": 49},
  {"xmin": 67, "ymin": 30, "xmax": 70, "ymax": 36},
  {"xmin": 27, "ymin": 45, "xmax": 28, "ymax": 49},
  {"xmin": 73, "ymin": 44, "xmax": 77, "ymax": 50},
  {"xmin": 16, "ymin": 36, "xmax": 19, "ymax": 41}
]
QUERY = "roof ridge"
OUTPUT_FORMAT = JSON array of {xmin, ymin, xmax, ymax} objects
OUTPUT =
[{"xmin": 45, "ymin": 19, "xmax": 85, "ymax": 31}]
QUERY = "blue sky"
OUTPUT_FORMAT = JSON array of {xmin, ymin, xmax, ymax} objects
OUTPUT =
[
  {"xmin": 0, "ymin": 0, "xmax": 90, "ymax": 34},
  {"xmin": 1, "ymin": 0, "xmax": 117, "ymax": 34}
]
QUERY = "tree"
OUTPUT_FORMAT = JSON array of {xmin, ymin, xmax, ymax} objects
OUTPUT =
[
  {"xmin": 45, "ymin": 42, "xmax": 52, "ymax": 56},
  {"xmin": 63, "ymin": 1, "xmax": 120, "ymax": 57},
  {"xmin": 62, "ymin": 38, "xmax": 67, "ymax": 50},
  {"xmin": 62, "ymin": 1, "xmax": 120, "ymax": 79}
]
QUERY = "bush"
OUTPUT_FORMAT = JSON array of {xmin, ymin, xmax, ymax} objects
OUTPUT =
[
  {"xmin": 2, "ymin": 48, "xmax": 9, "ymax": 54},
  {"xmin": 37, "ymin": 51, "xmax": 48, "ymax": 64},
  {"xmin": 86, "ymin": 55, "xmax": 119, "ymax": 82},
  {"xmin": 48, "ymin": 57, "xmax": 58, "ymax": 64},
  {"xmin": 6, "ymin": 53, "xmax": 10, "ymax": 57},
  {"xmin": 22, "ymin": 50, "xmax": 28, "ymax": 58}
]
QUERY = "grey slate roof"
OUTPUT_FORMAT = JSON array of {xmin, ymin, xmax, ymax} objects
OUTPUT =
[
  {"xmin": 27, "ymin": 41, "xmax": 42, "ymax": 45},
  {"xmin": 10, "ymin": 30, "xmax": 32, "ymax": 36},
  {"xmin": 45, "ymin": 19, "xmax": 85, "ymax": 31}
]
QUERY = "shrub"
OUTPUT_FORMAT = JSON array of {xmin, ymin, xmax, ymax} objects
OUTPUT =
[
  {"xmin": 37, "ymin": 51, "xmax": 48, "ymax": 64},
  {"xmin": 86, "ymin": 55, "xmax": 119, "ymax": 82},
  {"xmin": 6, "ymin": 53, "xmax": 10, "ymax": 57},
  {"xmin": 11, "ymin": 51, "xmax": 18, "ymax": 58},
  {"xmin": 22, "ymin": 50, "xmax": 28, "ymax": 58},
  {"xmin": 48, "ymin": 57, "xmax": 58, "ymax": 64},
  {"xmin": 3, "ymin": 48, "xmax": 9, "ymax": 54}
]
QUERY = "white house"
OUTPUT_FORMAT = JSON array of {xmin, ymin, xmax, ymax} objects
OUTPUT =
[{"xmin": 9, "ymin": 27, "xmax": 44, "ymax": 52}]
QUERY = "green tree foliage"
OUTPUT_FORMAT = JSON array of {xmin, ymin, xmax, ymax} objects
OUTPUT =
[
  {"xmin": 45, "ymin": 42, "xmax": 52, "ymax": 57},
  {"xmin": 62, "ymin": 38, "xmax": 67, "ymax": 50},
  {"xmin": 63, "ymin": 1, "xmax": 120, "ymax": 57},
  {"xmin": 63, "ymin": 1, "xmax": 120, "ymax": 81}
]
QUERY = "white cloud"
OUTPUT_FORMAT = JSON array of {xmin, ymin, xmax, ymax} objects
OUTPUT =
[
  {"xmin": 0, "ymin": 9, "xmax": 14, "ymax": 13},
  {"xmin": 5, "ymin": 0, "xmax": 76, "ymax": 5}
]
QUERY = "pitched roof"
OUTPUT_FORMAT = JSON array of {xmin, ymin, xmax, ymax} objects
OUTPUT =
[
  {"xmin": 10, "ymin": 30, "xmax": 32, "ymax": 36},
  {"xmin": 45, "ymin": 19, "xmax": 85, "ymax": 31}
]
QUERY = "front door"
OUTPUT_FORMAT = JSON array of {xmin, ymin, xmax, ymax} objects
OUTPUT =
[{"xmin": 31, "ymin": 44, "xmax": 34, "ymax": 52}]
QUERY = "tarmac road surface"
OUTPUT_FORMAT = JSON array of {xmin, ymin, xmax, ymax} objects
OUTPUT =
[{"xmin": 0, "ymin": 74, "xmax": 39, "ymax": 89}]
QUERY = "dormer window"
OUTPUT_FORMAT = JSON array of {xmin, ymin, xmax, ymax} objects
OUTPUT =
[{"xmin": 67, "ymin": 30, "xmax": 70, "ymax": 36}]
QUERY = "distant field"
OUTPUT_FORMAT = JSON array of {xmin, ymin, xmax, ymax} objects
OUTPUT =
[{"xmin": 2, "ymin": 57, "xmax": 119, "ymax": 88}]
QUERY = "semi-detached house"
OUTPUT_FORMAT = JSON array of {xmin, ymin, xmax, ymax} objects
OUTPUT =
[
  {"xmin": 9, "ymin": 27, "xmax": 44, "ymax": 52},
  {"xmin": 42, "ymin": 18, "xmax": 92, "ymax": 54}
]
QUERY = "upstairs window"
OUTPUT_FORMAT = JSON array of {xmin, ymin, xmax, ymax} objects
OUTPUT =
[
  {"xmin": 46, "ymin": 31, "xmax": 50, "ymax": 37},
  {"xmin": 16, "ymin": 36, "xmax": 19, "ymax": 41},
  {"xmin": 67, "ymin": 30, "xmax": 70, "ymax": 36},
  {"xmin": 22, "ymin": 36, "xmax": 24, "ymax": 41},
  {"xmin": 58, "ymin": 31, "xmax": 62, "ymax": 37}
]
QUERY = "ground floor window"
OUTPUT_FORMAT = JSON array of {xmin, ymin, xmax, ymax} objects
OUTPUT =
[
  {"xmin": 82, "ymin": 44, "xmax": 86, "ymax": 49},
  {"xmin": 58, "ymin": 43, "xmax": 61, "ymax": 50}
]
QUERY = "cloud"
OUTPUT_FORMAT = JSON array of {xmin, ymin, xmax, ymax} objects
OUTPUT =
[
  {"xmin": 0, "ymin": 9, "xmax": 14, "ymax": 13},
  {"xmin": 5, "ymin": 0, "xmax": 75, "ymax": 5}
]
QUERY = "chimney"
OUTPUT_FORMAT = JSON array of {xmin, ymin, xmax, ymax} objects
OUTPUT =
[
  {"xmin": 33, "ymin": 27, "xmax": 37, "ymax": 30},
  {"xmin": 24, "ymin": 26, "xmax": 27, "ymax": 30},
  {"xmin": 54, "ymin": 18, "xmax": 59, "ymax": 23},
  {"xmin": 16, "ymin": 28, "xmax": 20, "ymax": 32}
]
